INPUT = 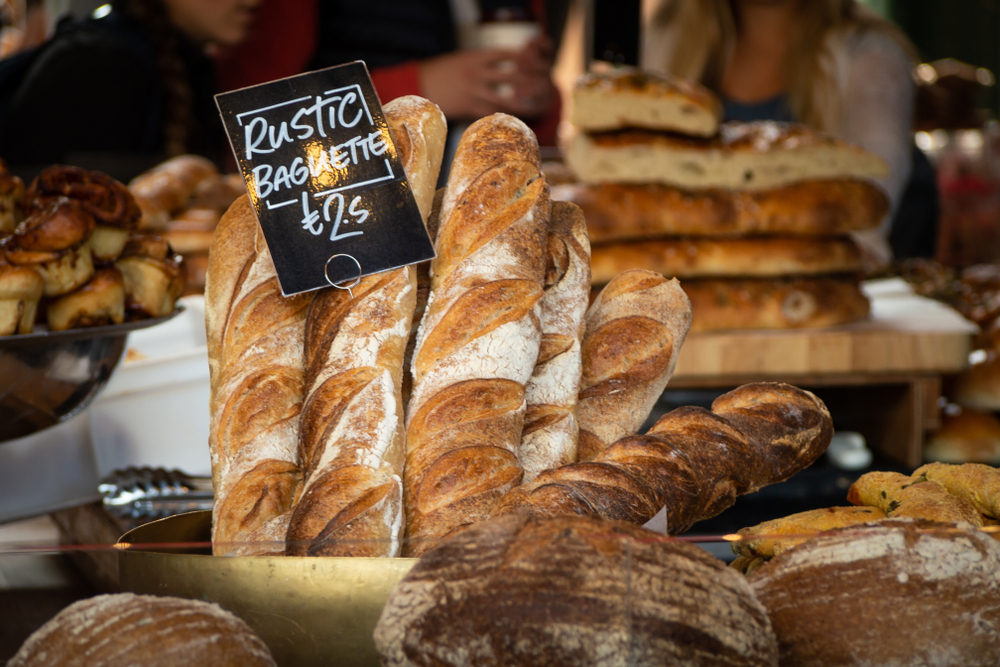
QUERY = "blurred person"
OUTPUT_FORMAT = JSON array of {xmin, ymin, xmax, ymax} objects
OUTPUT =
[
  {"xmin": 643, "ymin": 0, "xmax": 921, "ymax": 266},
  {"xmin": 0, "ymin": 0, "xmax": 261, "ymax": 179},
  {"xmin": 309, "ymin": 1, "xmax": 562, "ymax": 148}
]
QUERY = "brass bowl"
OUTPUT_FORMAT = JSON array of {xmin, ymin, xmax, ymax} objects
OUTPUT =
[{"xmin": 118, "ymin": 510, "xmax": 416, "ymax": 667}]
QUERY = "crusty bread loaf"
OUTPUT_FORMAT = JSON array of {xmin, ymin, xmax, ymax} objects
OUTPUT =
[
  {"xmin": 924, "ymin": 409, "xmax": 1000, "ymax": 465},
  {"xmin": 519, "ymin": 201, "xmax": 591, "ymax": 482},
  {"xmin": 404, "ymin": 114, "xmax": 550, "ymax": 556},
  {"xmin": 493, "ymin": 382, "xmax": 832, "ymax": 534},
  {"xmin": 571, "ymin": 68, "xmax": 722, "ymax": 136},
  {"xmin": 384, "ymin": 95, "xmax": 447, "ymax": 223},
  {"xmin": 749, "ymin": 518, "xmax": 1000, "ymax": 667},
  {"xmin": 577, "ymin": 270, "xmax": 691, "ymax": 460},
  {"xmin": 285, "ymin": 269, "xmax": 415, "ymax": 557},
  {"xmin": 205, "ymin": 195, "xmax": 313, "ymax": 556},
  {"xmin": 284, "ymin": 96, "xmax": 444, "ymax": 558},
  {"xmin": 590, "ymin": 236, "xmax": 862, "ymax": 284},
  {"xmin": 682, "ymin": 276, "xmax": 870, "ymax": 332},
  {"xmin": 951, "ymin": 351, "xmax": 1000, "ymax": 411},
  {"xmin": 913, "ymin": 461, "xmax": 1000, "ymax": 519},
  {"xmin": 732, "ymin": 506, "xmax": 887, "ymax": 559},
  {"xmin": 9, "ymin": 593, "xmax": 276, "ymax": 667},
  {"xmin": 565, "ymin": 121, "xmax": 889, "ymax": 190},
  {"xmin": 847, "ymin": 470, "xmax": 984, "ymax": 525},
  {"xmin": 375, "ymin": 514, "xmax": 779, "ymax": 667},
  {"xmin": 553, "ymin": 179, "xmax": 890, "ymax": 243}
]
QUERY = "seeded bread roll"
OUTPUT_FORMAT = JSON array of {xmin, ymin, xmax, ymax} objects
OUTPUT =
[
  {"xmin": 749, "ymin": 518, "xmax": 1000, "ymax": 667},
  {"xmin": 577, "ymin": 269, "xmax": 691, "ymax": 460},
  {"xmin": 565, "ymin": 121, "xmax": 889, "ymax": 190},
  {"xmin": 375, "ymin": 514, "xmax": 779, "ymax": 667},
  {"xmin": 404, "ymin": 114, "xmax": 550, "ymax": 556},
  {"xmin": 9, "ymin": 593, "xmax": 276, "ymax": 667},
  {"xmin": 519, "ymin": 201, "xmax": 591, "ymax": 482},
  {"xmin": 847, "ymin": 470, "xmax": 984, "ymax": 526}
]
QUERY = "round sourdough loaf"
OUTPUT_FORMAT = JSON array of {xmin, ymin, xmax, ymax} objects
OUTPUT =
[
  {"xmin": 9, "ymin": 593, "xmax": 276, "ymax": 667},
  {"xmin": 375, "ymin": 514, "xmax": 778, "ymax": 667},
  {"xmin": 748, "ymin": 518, "xmax": 1000, "ymax": 667}
]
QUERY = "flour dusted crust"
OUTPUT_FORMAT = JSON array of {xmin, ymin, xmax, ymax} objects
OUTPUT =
[
  {"xmin": 681, "ymin": 276, "xmax": 870, "ymax": 332},
  {"xmin": 749, "ymin": 518, "xmax": 1000, "ymax": 667},
  {"xmin": 375, "ymin": 514, "xmax": 778, "ymax": 667},
  {"xmin": 9, "ymin": 593, "xmax": 276, "ymax": 667},
  {"xmin": 519, "ymin": 201, "xmax": 591, "ymax": 483},
  {"xmin": 590, "ymin": 236, "xmax": 862, "ymax": 284},
  {"xmin": 572, "ymin": 68, "xmax": 722, "ymax": 136},
  {"xmin": 552, "ymin": 179, "xmax": 889, "ymax": 243},
  {"xmin": 565, "ymin": 121, "xmax": 889, "ymax": 190}
]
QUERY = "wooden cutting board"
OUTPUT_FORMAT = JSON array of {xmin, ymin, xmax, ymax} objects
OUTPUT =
[{"xmin": 673, "ymin": 279, "xmax": 977, "ymax": 379}]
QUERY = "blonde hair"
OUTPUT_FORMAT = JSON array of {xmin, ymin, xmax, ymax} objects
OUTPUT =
[{"xmin": 649, "ymin": 0, "xmax": 916, "ymax": 133}]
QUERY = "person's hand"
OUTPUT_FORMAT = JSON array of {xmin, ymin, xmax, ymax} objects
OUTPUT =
[{"xmin": 418, "ymin": 40, "xmax": 555, "ymax": 121}]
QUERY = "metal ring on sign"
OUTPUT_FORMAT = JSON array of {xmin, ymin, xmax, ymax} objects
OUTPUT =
[{"xmin": 324, "ymin": 254, "xmax": 362, "ymax": 298}]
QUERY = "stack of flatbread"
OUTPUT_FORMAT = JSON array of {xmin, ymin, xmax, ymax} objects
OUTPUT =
[{"xmin": 555, "ymin": 68, "xmax": 890, "ymax": 332}]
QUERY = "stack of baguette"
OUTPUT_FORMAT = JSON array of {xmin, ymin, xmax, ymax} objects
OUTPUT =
[
  {"xmin": 206, "ymin": 95, "xmax": 834, "ymax": 559},
  {"xmin": 556, "ymin": 68, "xmax": 890, "ymax": 332}
]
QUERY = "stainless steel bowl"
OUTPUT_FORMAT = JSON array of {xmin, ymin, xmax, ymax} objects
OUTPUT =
[{"xmin": 0, "ymin": 309, "xmax": 182, "ymax": 443}]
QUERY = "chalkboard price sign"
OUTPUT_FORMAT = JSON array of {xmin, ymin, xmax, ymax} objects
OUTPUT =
[{"xmin": 216, "ymin": 61, "xmax": 435, "ymax": 296}]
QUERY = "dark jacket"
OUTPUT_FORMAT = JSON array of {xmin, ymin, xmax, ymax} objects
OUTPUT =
[{"xmin": 0, "ymin": 9, "xmax": 225, "ymax": 181}]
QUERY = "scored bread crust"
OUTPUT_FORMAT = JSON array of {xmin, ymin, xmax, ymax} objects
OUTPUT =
[
  {"xmin": 749, "ymin": 519, "xmax": 1000, "ymax": 667},
  {"xmin": 375, "ymin": 514, "xmax": 779, "ymax": 667},
  {"xmin": 519, "ymin": 201, "xmax": 591, "ymax": 483},
  {"xmin": 285, "ymin": 269, "xmax": 416, "ymax": 557},
  {"xmin": 404, "ymin": 114, "xmax": 550, "ymax": 556},
  {"xmin": 571, "ymin": 68, "xmax": 723, "ymax": 136},
  {"xmin": 8, "ymin": 593, "xmax": 276, "ymax": 667},
  {"xmin": 492, "ymin": 382, "xmax": 833, "ymax": 534},
  {"xmin": 565, "ymin": 121, "xmax": 889, "ymax": 190},
  {"xmin": 205, "ymin": 195, "xmax": 313, "ymax": 556},
  {"xmin": 682, "ymin": 276, "xmax": 870, "ymax": 332},
  {"xmin": 577, "ymin": 269, "xmax": 692, "ymax": 460},
  {"xmin": 282, "ymin": 96, "xmax": 445, "ymax": 558},
  {"xmin": 589, "ymin": 236, "xmax": 862, "ymax": 283}
]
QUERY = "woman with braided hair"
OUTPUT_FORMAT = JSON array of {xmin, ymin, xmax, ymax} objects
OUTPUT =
[{"xmin": 0, "ymin": 0, "xmax": 260, "ymax": 180}]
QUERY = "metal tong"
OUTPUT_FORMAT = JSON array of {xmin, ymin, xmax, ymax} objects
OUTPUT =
[{"xmin": 99, "ymin": 466, "xmax": 214, "ymax": 520}]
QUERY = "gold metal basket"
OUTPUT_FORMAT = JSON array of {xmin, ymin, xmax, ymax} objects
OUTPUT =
[{"xmin": 117, "ymin": 510, "xmax": 416, "ymax": 667}]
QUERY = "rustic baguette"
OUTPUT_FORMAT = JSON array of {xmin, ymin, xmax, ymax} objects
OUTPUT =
[
  {"xmin": 384, "ymin": 96, "xmax": 447, "ymax": 223},
  {"xmin": 284, "ymin": 96, "xmax": 444, "ymax": 557},
  {"xmin": 577, "ymin": 269, "xmax": 692, "ymax": 460},
  {"xmin": 285, "ymin": 268, "xmax": 416, "ymax": 557},
  {"xmin": 404, "ymin": 114, "xmax": 550, "ymax": 556},
  {"xmin": 492, "ymin": 382, "xmax": 833, "ymax": 534},
  {"xmin": 205, "ymin": 195, "xmax": 312, "ymax": 556},
  {"xmin": 519, "ymin": 201, "xmax": 591, "ymax": 482}
]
